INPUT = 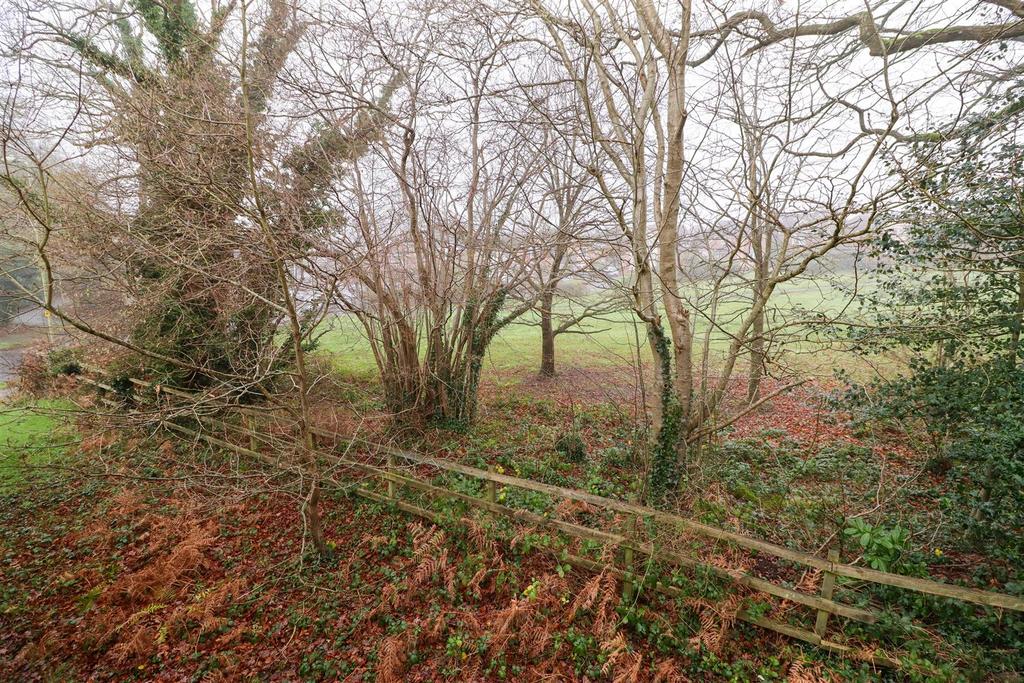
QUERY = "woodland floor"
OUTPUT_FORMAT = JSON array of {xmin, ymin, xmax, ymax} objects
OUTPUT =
[{"xmin": 0, "ymin": 361, "xmax": 1020, "ymax": 681}]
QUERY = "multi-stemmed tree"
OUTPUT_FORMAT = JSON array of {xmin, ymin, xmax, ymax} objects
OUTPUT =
[{"xmin": 318, "ymin": 3, "xmax": 554, "ymax": 424}]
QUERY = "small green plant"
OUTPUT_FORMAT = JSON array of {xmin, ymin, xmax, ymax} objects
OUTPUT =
[
  {"xmin": 599, "ymin": 446, "xmax": 631, "ymax": 468},
  {"xmin": 560, "ymin": 628, "xmax": 605, "ymax": 677},
  {"xmin": 298, "ymin": 645, "xmax": 340, "ymax": 680},
  {"xmin": 844, "ymin": 518, "xmax": 909, "ymax": 571},
  {"xmin": 521, "ymin": 578, "xmax": 542, "ymax": 601}
]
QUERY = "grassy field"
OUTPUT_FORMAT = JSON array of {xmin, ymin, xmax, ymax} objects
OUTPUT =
[
  {"xmin": 316, "ymin": 276, "xmax": 878, "ymax": 379},
  {"xmin": 0, "ymin": 399, "xmax": 75, "ymax": 493}
]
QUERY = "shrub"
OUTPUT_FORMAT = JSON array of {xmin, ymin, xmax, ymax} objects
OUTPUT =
[
  {"xmin": 13, "ymin": 345, "xmax": 80, "ymax": 396},
  {"xmin": 16, "ymin": 348, "xmax": 50, "ymax": 396},
  {"xmin": 554, "ymin": 431, "xmax": 586, "ymax": 464},
  {"xmin": 842, "ymin": 362, "xmax": 1024, "ymax": 555},
  {"xmin": 46, "ymin": 347, "xmax": 81, "ymax": 376}
]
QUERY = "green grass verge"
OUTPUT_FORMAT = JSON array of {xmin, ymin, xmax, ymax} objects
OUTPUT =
[{"xmin": 0, "ymin": 399, "xmax": 76, "ymax": 493}]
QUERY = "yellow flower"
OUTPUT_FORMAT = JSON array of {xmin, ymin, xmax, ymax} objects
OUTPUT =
[
  {"xmin": 934, "ymin": 548, "xmax": 943, "ymax": 557},
  {"xmin": 495, "ymin": 464, "xmax": 505, "ymax": 474}
]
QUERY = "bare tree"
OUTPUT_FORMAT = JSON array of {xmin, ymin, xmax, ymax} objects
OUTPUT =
[
  {"xmin": 314, "ymin": 1, "xmax": 547, "ymax": 423},
  {"xmin": 526, "ymin": 0, "xmax": 1010, "ymax": 502},
  {"xmin": 512, "ymin": 103, "xmax": 624, "ymax": 378}
]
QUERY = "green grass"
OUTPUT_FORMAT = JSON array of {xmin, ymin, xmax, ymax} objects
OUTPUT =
[
  {"xmin": 0, "ymin": 399, "xmax": 76, "ymax": 493},
  {"xmin": 316, "ymin": 276, "xmax": 882, "ymax": 377},
  {"xmin": 317, "ymin": 307, "xmax": 645, "ymax": 376}
]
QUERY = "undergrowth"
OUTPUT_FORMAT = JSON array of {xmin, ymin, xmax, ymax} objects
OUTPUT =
[
  {"xmin": 1, "ymin": 430, "xmax": 856, "ymax": 682},
  {"xmin": 3, "ymin": 375, "xmax": 1021, "ymax": 680}
]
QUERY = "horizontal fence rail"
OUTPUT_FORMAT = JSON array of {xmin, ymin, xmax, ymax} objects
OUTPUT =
[{"xmin": 76, "ymin": 371, "xmax": 1024, "ymax": 670}]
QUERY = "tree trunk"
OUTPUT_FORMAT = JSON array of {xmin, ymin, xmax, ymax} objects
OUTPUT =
[
  {"xmin": 747, "ymin": 219, "xmax": 767, "ymax": 402},
  {"xmin": 747, "ymin": 308, "xmax": 765, "ymax": 402},
  {"xmin": 648, "ymin": 320, "xmax": 684, "ymax": 504},
  {"xmin": 1011, "ymin": 267, "xmax": 1024, "ymax": 366},
  {"xmin": 746, "ymin": 132, "xmax": 767, "ymax": 403},
  {"xmin": 303, "ymin": 479, "xmax": 328, "ymax": 558},
  {"xmin": 539, "ymin": 290, "xmax": 556, "ymax": 377},
  {"xmin": 652, "ymin": 15, "xmax": 693, "ymax": 493},
  {"xmin": 630, "ymin": 0, "xmax": 693, "ymax": 504}
]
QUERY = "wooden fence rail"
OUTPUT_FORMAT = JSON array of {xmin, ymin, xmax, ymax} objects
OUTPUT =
[{"xmin": 78, "ymin": 372, "xmax": 1024, "ymax": 670}]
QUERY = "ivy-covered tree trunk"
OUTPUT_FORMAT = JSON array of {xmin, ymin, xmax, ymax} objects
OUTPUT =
[
  {"xmin": 647, "ymin": 321, "xmax": 685, "ymax": 505},
  {"xmin": 373, "ymin": 289, "xmax": 512, "ymax": 428},
  {"xmin": 644, "ymin": 10, "xmax": 694, "ymax": 507},
  {"xmin": 57, "ymin": 0, "xmax": 307, "ymax": 392},
  {"xmin": 1011, "ymin": 268, "xmax": 1024, "ymax": 366},
  {"xmin": 430, "ymin": 289, "xmax": 507, "ymax": 425}
]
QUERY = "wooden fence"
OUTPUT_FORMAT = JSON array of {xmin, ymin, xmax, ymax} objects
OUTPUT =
[{"xmin": 79, "ymin": 372, "xmax": 1024, "ymax": 671}]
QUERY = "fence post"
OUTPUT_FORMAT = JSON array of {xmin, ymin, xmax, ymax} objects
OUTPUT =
[
  {"xmin": 386, "ymin": 453, "xmax": 396, "ymax": 500},
  {"xmin": 243, "ymin": 413, "xmax": 258, "ymax": 452},
  {"xmin": 486, "ymin": 464, "xmax": 497, "ymax": 504},
  {"xmin": 622, "ymin": 512, "xmax": 638, "ymax": 602},
  {"xmin": 814, "ymin": 549, "xmax": 840, "ymax": 639}
]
